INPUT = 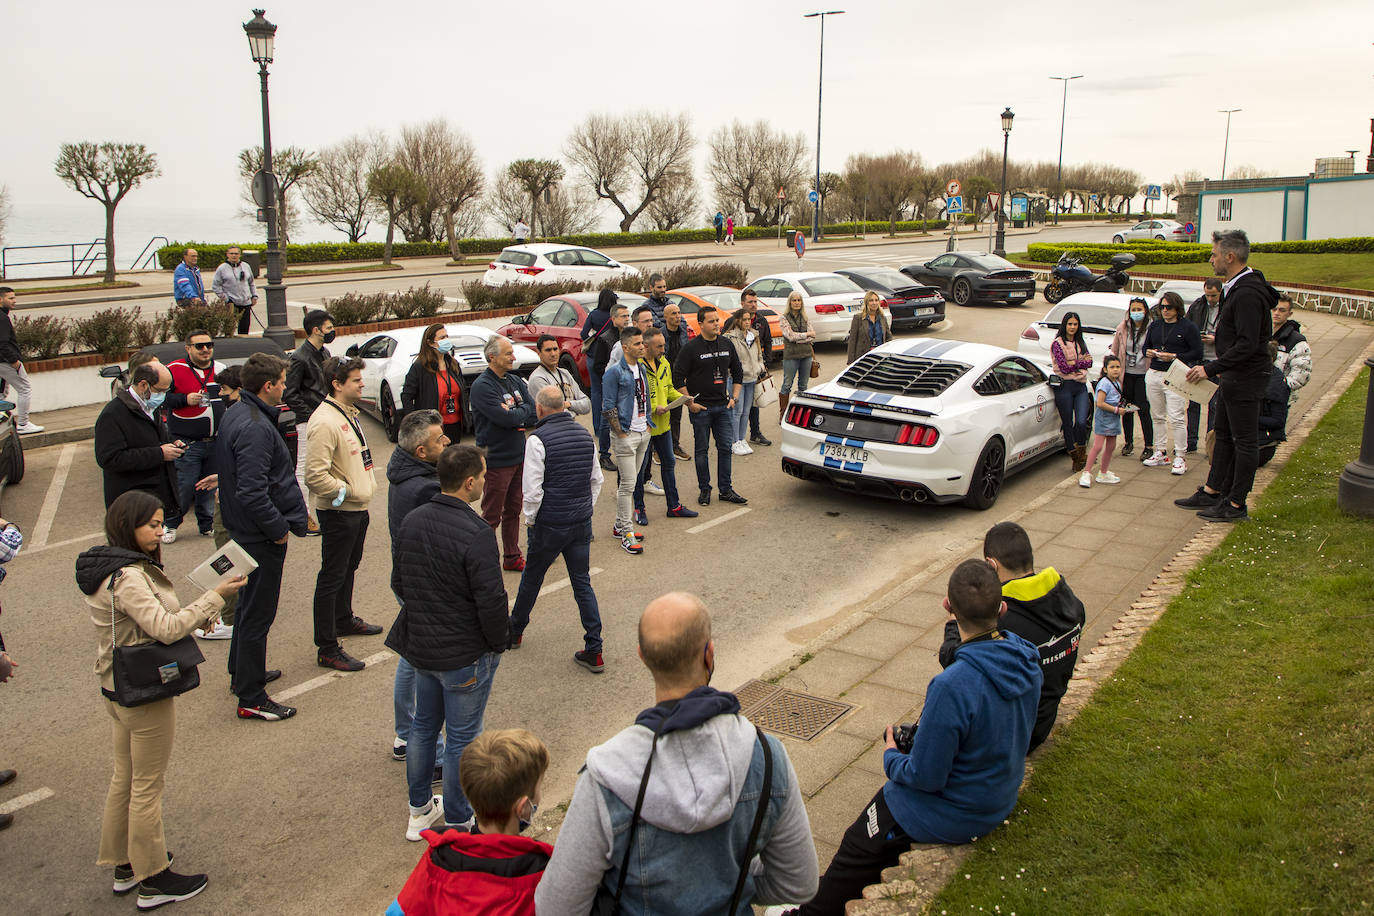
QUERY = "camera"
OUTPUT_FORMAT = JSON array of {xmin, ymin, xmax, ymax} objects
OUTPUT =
[{"xmin": 887, "ymin": 722, "xmax": 918, "ymax": 755}]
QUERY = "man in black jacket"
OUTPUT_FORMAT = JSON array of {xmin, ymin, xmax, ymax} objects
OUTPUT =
[
  {"xmin": 662, "ymin": 303, "xmax": 692, "ymax": 459},
  {"xmin": 217, "ymin": 353, "xmax": 309, "ymax": 722},
  {"xmin": 0, "ymin": 287, "xmax": 42, "ymax": 434},
  {"xmin": 93, "ymin": 362, "xmax": 183, "ymax": 511},
  {"xmin": 937, "ymin": 522, "xmax": 1084, "ymax": 753},
  {"xmin": 285, "ymin": 309, "xmax": 335, "ymax": 533},
  {"xmin": 673, "ymin": 306, "xmax": 745, "ymax": 507},
  {"xmin": 1180, "ymin": 230, "xmax": 1277, "ymax": 523},
  {"xmin": 583, "ymin": 296, "xmax": 629, "ymax": 470},
  {"xmin": 386, "ymin": 444, "xmax": 508, "ymax": 838}
]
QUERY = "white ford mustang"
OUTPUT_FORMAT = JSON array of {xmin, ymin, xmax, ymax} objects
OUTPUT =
[{"xmin": 780, "ymin": 338, "xmax": 1063, "ymax": 509}]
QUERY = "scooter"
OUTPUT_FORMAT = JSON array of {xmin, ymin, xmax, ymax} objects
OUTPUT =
[{"xmin": 1043, "ymin": 251, "xmax": 1136, "ymax": 304}]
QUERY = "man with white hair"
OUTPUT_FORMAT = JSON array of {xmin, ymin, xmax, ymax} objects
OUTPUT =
[{"xmin": 469, "ymin": 336, "xmax": 537, "ymax": 571}]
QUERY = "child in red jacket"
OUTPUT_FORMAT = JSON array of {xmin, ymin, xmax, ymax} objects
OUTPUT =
[{"xmin": 389, "ymin": 729, "xmax": 552, "ymax": 916}]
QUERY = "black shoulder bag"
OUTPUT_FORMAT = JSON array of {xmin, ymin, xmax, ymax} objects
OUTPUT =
[
  {"xmin": 108, "ymin": 569, "xmax": 206, "ymax": 708},
  {"xmin": 591, "ymin": 722, "xmax": 774, "ymax": 916}
]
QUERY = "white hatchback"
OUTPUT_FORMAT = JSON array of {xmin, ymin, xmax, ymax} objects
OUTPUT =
[
  {"xmin": 481, "ymin": 244, "xmax": 640, "ymax": 287},
  {"xmin": 742, "ymin": 272, "xmax": 867, "ymax": 342},
  {"xmin": 1017, "ymin": 292, "xmax": 1156, "ymax": 365}
]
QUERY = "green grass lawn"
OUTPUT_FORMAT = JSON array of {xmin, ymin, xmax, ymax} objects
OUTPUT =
[
  {"xmin": 1008, "ymin": 251, "xmax": 1374, "ymax": 292},
  {"xmin": 931, "ymin": 369, "xmax": 1374, "ymax": 915}
]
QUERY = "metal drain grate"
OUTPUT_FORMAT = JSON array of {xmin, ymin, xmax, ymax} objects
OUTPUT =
[{"xmin": 734, "ymin": 679, "xmax": 854, "ymax": 741}]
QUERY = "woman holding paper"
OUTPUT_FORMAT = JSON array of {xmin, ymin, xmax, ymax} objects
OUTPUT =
[
  {"xmin": 76, "ymin": 490, "xmax": 246, "ymax": 910},
  {"xmin": 1141, "ymin": 292, "xmax": 1203, "ymax": 476}
]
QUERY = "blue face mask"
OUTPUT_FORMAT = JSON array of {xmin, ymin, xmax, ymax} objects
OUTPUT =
[
  {"xmin": 437, "ymin": 338, "xmax": 455, "ymax": 354},
  {"xmin": 1130, "ymin": 311, "xmax": 1145, "ymax": 321},
  {"xmin": 145, "ymin": 390, "xmax": 167, "ymax": 410}
]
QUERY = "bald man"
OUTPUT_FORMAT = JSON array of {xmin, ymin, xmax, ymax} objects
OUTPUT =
[
  {"xmin": 536, "ymin": 593, "xmax": 818, "ymax": 915},
  {"xmin": 94, "ymin": 361, "xmax": 185, "ymax": 518}
]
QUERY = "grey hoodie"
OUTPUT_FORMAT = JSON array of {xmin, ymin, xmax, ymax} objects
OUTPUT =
[{"xmin": 535, "ymin": 713, "xmax": 818, "ymax": 915}]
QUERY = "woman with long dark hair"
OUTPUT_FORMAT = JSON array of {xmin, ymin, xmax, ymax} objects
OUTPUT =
[
  {"xmin": 402, "ymin": 323, "xmax": 464, "ymax": 443},
  {"xmin": 76, "ymin": 490, "xmax": 246, "ymax": 910},
  {"xmin": 1050, "ymin": 311, "xmax": 1094, "ymax": 471},
  {"xmin": 1109, "ymin": 297, "xmax": 1154, "ymax": 457}
]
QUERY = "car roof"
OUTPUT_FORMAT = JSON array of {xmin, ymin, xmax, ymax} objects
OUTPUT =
[
  {"xmin": 502, "ymin": 243, "xmax": 592, "ymax": 254},
  {"xmin": 674, "ymin": 285, "xmax": 740, "ymax": 295},
  {"xmin": 1054, "ymin": 292, "xmax": 1157, "ymax": 310},
  {"xmin": 548, "ymin": 290, "xmax": 647, "ymax": 306},
  {"xmin": 752, "ymin": 272, "xmax": 847, "ymax": 282}
]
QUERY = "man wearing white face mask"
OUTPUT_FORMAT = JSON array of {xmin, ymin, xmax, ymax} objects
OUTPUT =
[{"xmin": 94, "ymin": 362, "xmax": 184, "ymax": 512}]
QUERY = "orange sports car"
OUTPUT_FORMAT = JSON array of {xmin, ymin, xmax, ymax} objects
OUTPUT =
[{"xmin": 664, "ymin": 286, "xmax": 784, "ymax": 359}]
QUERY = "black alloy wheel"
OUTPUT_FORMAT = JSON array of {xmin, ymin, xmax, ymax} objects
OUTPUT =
[
  {"xmin": 963, "ymin": 437, "xmax": 1006, "ymax": 509},
  {"xmin": 952, "ymin": 278, "xmax": 973, "ymax": 306}
]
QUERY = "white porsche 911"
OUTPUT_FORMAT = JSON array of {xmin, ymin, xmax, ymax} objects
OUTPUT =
[{"xmin": 780, "ymin": 339, "xmax": 1063, "ymax": 509}]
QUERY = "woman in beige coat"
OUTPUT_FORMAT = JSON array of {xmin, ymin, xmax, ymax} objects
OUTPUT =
[
  {"xmin": 847, "ymin": 291, "xmax": 892, "ymax": 363},
  {"xmin": 76, "ymin": 490, "xmax": 245, "ymax": 910}
]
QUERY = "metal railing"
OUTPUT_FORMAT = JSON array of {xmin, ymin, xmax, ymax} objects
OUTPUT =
[
  {"xmin": 129, "ymin": 236, "xmax": 170, "ymax": 271},
  {"xmin": 1, "ymin": 235, "xmax": 170, "ymax": 279}
]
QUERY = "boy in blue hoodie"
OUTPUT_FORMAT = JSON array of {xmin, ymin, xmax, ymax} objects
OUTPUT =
[{"xmin": 791, "ymin": 560, "xmax": 1042, "ymax": 915}]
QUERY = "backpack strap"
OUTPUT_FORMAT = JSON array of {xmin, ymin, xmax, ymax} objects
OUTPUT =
[
  {"xmin": 607, "ymin": 717, "xmax": 669, "ymax": 914},
  {"xmin": 727, "ymin": 725, "xmax": 774, "ymax": 915}
]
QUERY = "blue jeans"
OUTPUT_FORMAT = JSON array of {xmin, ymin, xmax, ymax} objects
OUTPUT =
[
  {"xmin": 392, "ymin": 644, "xmax": 445, "ymax": 757},
  {"xmin": 172, "ymin": 440, "xmax": 216, "ymax": 532},
  {"xmin": 407, "ymin": 653, "xmax": 500, "ymax": 824},
  {"xmin": 781, "ymin": 357, "xmax": 812, "ymax": 395},
  {"xmin": 1054, "ymin": 380, "xmax": 1091, "ymax": 448},
  {"xmin": 588, "ymin": 371, "xmax": 610, "ymax": 457},
  {"xmin": 508, "ymin": 519, "xmax": 601, "ymax": 652},
  {"xmin": 635, "ymin": 431, "xmax": 680, "ymax": 511},
  {"xmin": 731, "ymin": 381, "xmax": 756, "ymax": 442},
  {"xmin": 689, "ymin": 405, "xmax": 734, "ymax": 494}
]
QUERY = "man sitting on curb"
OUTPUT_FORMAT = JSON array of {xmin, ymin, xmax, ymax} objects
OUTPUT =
[
  {"xmin": 938, "ymin": 521, "xmax": 1085, "ymax": 754},
  {"xmin": 781, "ymin": 560, "xmax": 1041, "ymax": 916}
]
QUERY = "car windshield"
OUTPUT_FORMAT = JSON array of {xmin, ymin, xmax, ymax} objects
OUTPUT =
[
  {"xmin": 1042, "ymin": 303, "xmax": 1125, "ymax": 333},
  {"xmin": 800, "ymin": 276, "xmax": 861, "ymax": 297},
  {"xmin": 699, "ymin": 291, "xmax": 741, "ymax": 311},
  {"xmin": 860, "ymin": 268, "xmax": 914, "ymax": 289},
  {"xmin": 964, "ymin": 254, "xmax": 1018, "ymax": 271},
  {"xmin": 496, "ymin": 250, "xmax": 536, "ymax": 266}
]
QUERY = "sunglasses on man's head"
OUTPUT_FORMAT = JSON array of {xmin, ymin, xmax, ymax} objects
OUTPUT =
[{"xmin": 191, "ymin": 342, "xmax": 214, "ymax": 350}]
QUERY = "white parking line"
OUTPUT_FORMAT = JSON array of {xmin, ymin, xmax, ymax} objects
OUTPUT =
[
  {"xmin": 538, "ymin": 567, "xmax": 603, "ymax": 598},
  {"xmin": 29, "ymin": 443, "xmax": 75, "ymax": 549},
  {"xmin": 686, "ymin": 508, "xmax": 751, "ymax": 533},
  {"xmin": 0, "ymin": 787, "xmax": 55, "ymax": 816},
  {"xmin": 22, "ymin": 531, "xmax": 103, "ymax": 557},
  {"xmin": 274, "ymin": 650, "xmax": 395, "ymax": 702}
]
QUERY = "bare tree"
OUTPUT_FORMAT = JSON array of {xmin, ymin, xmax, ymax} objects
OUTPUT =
[
  {"xmin": 486, "ymin": 170, "xmax": 527, "ymax": 237},
  {"xmin": 367, "ymin": 164, "xmax": 426, "ymax": 265},
  {"xmin": 507, "ymin": 159, "xmax": 566, "ymax": 239},
  {"xmin": 238, "ymin": 145, "xmax": 317, "ymax": 249},
  {"xmin": 845, "ymin": 151, "xmax": 923, "ymax": 235},
  {"xmin": 645, "ymin": 170, "xmax": 700, "ymax": 231},
  {"xmin": 541, "ymin": 186, "xmax": 598, "ymax": 237},
  {"xmin": 53, "ymin": 142, "xmax": 159, "ymax": 282},
  {"xmin": 1166, "ymin": 169, "xmax": 1204, "ymax": 203},
  {"xmin": 302, "ymin": 131, "xmax": 387, "ymax": 242},
  {"xmin": 565, "ymin": 112, "xmax": 694, "ymax": 232},
  {"xmin": 912, "ymin": 168, "xmax": 946, "ymax": 225},
  {"xmin": 706, "ymin": 120, "xmax": 809, "ymax": 227},
  {"xmin": 813, "ymin": 171, "xmax": 843, "ymax": 226},
  {"xmin": 394, "ymin": 119, "xmax": 485, "ymax": 257},
  {"xmin": 1224, "ymin": 164, "xmax": 1277, "ymax": 180}
]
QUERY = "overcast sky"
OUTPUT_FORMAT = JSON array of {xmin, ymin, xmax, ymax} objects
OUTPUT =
[{"xmin": 7, "ymin": 0, "xmax": 1373, "ymax": 231}]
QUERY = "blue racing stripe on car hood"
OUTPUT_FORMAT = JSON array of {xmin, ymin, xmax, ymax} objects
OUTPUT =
[
  {"xmin": 918, "ymin": 339, "xmax": 963, "ymax": 359},
  {"xmin": 901, "ymin": 339, "xmax": 943, "ymax": 357}
]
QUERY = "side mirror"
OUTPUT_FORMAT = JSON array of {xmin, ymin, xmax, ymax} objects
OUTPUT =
[
  {"xmin": 345, "ymin": 344, "xmax": 359, "ymax": 357},
  {"xmin": 99, "ymin": 365, "xmax": 124, "ymax": 380},
  {"xmin": 511, "ymin": 314, "xmax": 528, "ymax": 325}
]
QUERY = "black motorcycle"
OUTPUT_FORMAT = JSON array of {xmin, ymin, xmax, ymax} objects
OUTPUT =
[{"xmin": 1043, "ymin": 251, "xmax": 1136, "ymax": 304}]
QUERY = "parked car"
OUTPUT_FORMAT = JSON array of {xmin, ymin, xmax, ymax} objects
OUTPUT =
[
  {"xmin": 0, "ymin": 390, "xmax": 26, "ymax": 497},
  {"xmin": 899, "ymin": 252, "xmax": 1036, "ymax": 307},
  {"xmin": 833, "ymin": 267, "xmax": 946, "ymax": 330},
  {"xmin": 347, "ymin": 323, "xmax": 540, "ymax": 441},
  {"xmin": 1151, "ymin": 279, "xmax": 1206, "ymax": 304},
  {"xmin": 664, "ymin": 286, "xmax": 783, "ymax": 359},
  {"xmin": 481, "ymin": 244, "xmax": 641, "ymax": 287},
  {"xmin": 780, "ymin": 339, "xmax": 1062, "ymax": 509},
  {"xmin": 1016, "ymin": 292, "xmax": 1155, "ymax": 364},
  {"xmin": 498, "ymin": 291, "xmax": 649, "ymax": 387},
  {"xmin": 741, "ymin": 272, "xmax": 866, "ymax": 343},
  {"xmin": 1111, "ymin": 219, "xmax": 1194, "ymax": 243}
]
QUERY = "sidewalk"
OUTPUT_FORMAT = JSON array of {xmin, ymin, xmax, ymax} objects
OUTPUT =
[{"xmin": 752, "ymin": 308, "xmax": 1374, "ymax": 908}]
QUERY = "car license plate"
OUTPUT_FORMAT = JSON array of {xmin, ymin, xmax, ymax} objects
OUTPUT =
[
  {"xmin": 914, "ymin": 307, "xmax": 935, "ymax": 316},
  {"xmin": 1008, "ymin": 291, "xmax": 1027, "ymax": 299},
  {"xmin": 821, "ymin": 443, "xmax": 869, "ymax": 463}
]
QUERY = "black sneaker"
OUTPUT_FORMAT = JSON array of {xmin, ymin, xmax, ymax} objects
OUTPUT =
[
  {"xmin": 317, "ymin": 647, "xmax": 366, "ymax": 671},
  {"xmin": 136, "ymin": 868, "xmax": 207, "ymax": 910},
  {"xmin": 718, "ymin": 490, "xmax": 748, "ymax": 505},
  {"xmin": 237, "ymin": 698, "xmax": 297, "ymax": 721},
  {"xmin": 599, "ymin": 454, "xmax": 616, "ymax": 472},
  {"xmin": 114, "ymin": 852, "xmax": 173, "ymax": 895},
  {"xmin": 574, "ymin": 650, "xmax": 605, "ymax": 673},
  {"xmin": 1199, "ymin": 500, "xmax": 1249, "ymax": 523},
  {"xmin": 1175, "ymin": 487, "xmax": 1222, "ymax": 510},
  {"xmin": 749, "ymin": 434, "xmax": 772, "ymax": 447},
  {"xmin": 698, "ymin": 488, "xmax": 711, "ymax": 506}
]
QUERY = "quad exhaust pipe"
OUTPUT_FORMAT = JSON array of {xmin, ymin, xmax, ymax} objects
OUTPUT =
[{"xmin": 898, "ymin": 488, "xmax": 929, "ymax": 503}]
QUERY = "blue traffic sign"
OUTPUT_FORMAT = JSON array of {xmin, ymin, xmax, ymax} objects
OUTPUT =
[
  {"xmin": 807, "ymin": 190, "xmax": 819, "ymax": 204},
  {"xmin": 947, "ymin": 195, "xmax": 963, "ymax": 215},
  {"xmin": 1146, "ymin": 184, "xmax": 1162, "ymax": 200},
  {"xmin": 795, "ymin": 232, "xmax": 807, "ymax": 257},
  {"xmin": 1184, "ymin": 221, "xmax": 1196, "ymax": 235}
]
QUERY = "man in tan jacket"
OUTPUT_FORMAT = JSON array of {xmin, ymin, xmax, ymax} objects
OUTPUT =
[{"xmin": 306, "ymin": 356, "xmax": 383, "ymax": 672}]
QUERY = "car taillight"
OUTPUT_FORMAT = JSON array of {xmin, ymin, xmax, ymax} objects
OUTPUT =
[
  {"xmin": 1020, "ymin": 325, "xmax": 1040, "ymax": 341},
  {"xmin": 516, "ymin": 266, "xmax": 545, "ymax": 276},
  {"xmin": 488, "ymin": 262, "xmax": 498, "ymax": 270},
  {"xmin": 880, "ymin": 298, "xmax": 900, "ymax": 308},
  {"xmin": 784, "ymin": 404, "xmax": 814, "ymax": 427},
  {"xmin": 814, "ymin": 303, "xmax": 844, "ymax": 314},
  {"xmin": 896, "ymin": 423, "xmax": 940, "ymax": 447}
]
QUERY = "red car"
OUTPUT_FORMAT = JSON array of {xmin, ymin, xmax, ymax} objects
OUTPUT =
[{"xmin": 499, "ymin": 291, "xmax": 648, "ymax": 387}]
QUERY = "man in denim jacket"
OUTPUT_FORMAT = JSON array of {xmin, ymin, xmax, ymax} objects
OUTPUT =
[{"xmin": 536, "ymin": 592, "xmax": 818, "ymax": 915}]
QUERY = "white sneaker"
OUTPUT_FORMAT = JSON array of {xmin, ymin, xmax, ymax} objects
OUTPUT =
[
  {"xmin": 15, "ymin": 422, "xmax": 44, "ymax": 434},
  {"xmin": 194, "ymin": 622, "xmax": 234, "ymax": 640},
  {"xmin": 1096, "ymin": 471, "xmax": 1121, "ymax": 484},
  {"xmin": 731, "ymin": 440, "xmax": 753, "ymax": 456},
  {"xmin": 644, "ymin": 480, "xmax": 665, "ymax": 496},
  {"xmin": 161, "ymin": 527, "xmax": 178, "ymax": 544},
  {"xmin": 761, "ymin": 907, "xmax": 799, "ymax": 916},
  {"xmin": 1142, "ymin": 450, "xmax": 1170, "ymax": 467},
  {"xmin": 1171, "ymin": 456, "xmax": 1187, "ymax": 475},
  {"xmin": 1078, "ymin": 471, "xmax": 1092, "ymax": 488},
  {"xmin": 406, "ymin": 795, "xmax": 444, "ymax": 841}
]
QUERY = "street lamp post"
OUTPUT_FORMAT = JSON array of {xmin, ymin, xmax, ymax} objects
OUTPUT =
[
  {"xmin": 244, "ymin": 9, "xmax": 294, "ymax": 352},
  {"xmin": 994, "ymin": 108, "xmax": 1014, "ymax": 258},
  {"xmin": 805, "ymin": 10, "xmax": 844, "ymax": 243},
  {"xmin": 1050, "ymin": 75, "xmax": 1082, "ymax": 226},
  {"xmin": 1218, "ymin": 108, "xmax": 1242, "ymax": 180}
]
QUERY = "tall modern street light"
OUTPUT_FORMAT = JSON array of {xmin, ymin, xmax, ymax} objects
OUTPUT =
[
  {"xmin": 244, "ymin": 9, "xmax": 293, "ymax": 351},
  {"xmin": 1219, "ymin": 108, "xmax": 1242, "ymax": 180},
  {"xmin": 994, "ymin": 108, "xmax": 1015, "ymax": 258},
  {"xmin": 805, "ymin": 10, "xmax": 844, "ymax": 242},
  {"xmin": 1050, "ymin": 75, "xmax": 1083, "ymax": 226}
]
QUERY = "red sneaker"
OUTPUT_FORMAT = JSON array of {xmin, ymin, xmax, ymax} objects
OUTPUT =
[{"xmin": 502, "ymin": 557, "xmax": 526, "ymax": 572}]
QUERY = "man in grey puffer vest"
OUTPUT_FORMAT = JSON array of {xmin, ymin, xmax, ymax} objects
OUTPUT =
[
  {"xmin": 507, "ymin": 386, "xmax": 605, "ymax": 671},
  {"xmin": 536, "ymin": 592, "xmax": 818, "ymax": 915}
]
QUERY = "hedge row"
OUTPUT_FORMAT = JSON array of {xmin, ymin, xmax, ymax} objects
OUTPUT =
[
  {"xmin": 1251, "ymin": 237, "xmax": 1374, "ymax": 254},
  {"xmin": 319, "ymin": 284, "xmax": 448, "ymax": 327},
  {"xmin": 1026, "ymin": 241, "xmax": 1212, "ymax": 265},
  {"xmin": 12, "ymin": 303, "xmax": 242, "ymax": 361},
  {"xmin": 156, "ymin": 241, "xmax": 457, "ymax": 270}
]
